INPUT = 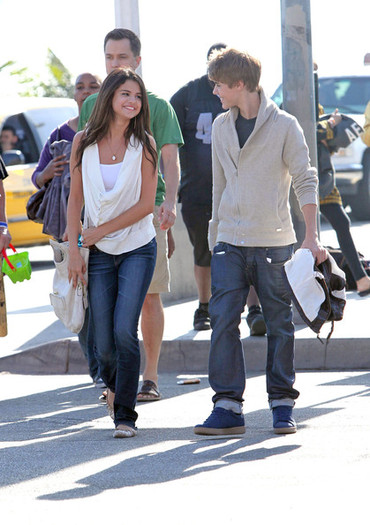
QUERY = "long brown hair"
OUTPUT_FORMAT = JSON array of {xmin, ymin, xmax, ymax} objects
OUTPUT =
[{"xmin": 76, "ymin": 68, "xmax": 157, "ymax": 169}]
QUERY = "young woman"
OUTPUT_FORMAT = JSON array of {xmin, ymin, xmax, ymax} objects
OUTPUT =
[{"xmin": 67, "ymin": 68, "xmax": 158, "ymax": 438}]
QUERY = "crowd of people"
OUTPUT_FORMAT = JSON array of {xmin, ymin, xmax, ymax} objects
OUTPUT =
[{"xmin": 1, "ymin": 27, "xmax": 369, "ymax": 439}]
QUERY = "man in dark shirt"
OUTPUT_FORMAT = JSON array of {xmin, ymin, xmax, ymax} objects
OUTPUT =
[
  {"xmin": 171, "ymin": 44, "xmax": 266, "ymax": 334},
  {"xmin": 170, "ymin": 43, "xmax": 225, "ymax": 330}
]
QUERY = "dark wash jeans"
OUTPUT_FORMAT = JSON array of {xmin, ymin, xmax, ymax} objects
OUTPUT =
[
  {"xmin": 209, "ymin": 242, "xmax": 299, "ymax": 409},
  {"xmin": 88, "ymin": 238, "xmax": 156, "ymax": 427}
]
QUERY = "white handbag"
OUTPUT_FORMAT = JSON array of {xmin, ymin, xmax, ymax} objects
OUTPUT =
[{"xmin": 49, "ymin": 239, "xmax": 89, "ymax": 333}]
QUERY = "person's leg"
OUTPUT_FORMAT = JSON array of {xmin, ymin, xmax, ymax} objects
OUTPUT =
[
  {"xmin": 253, "ymin": 245, "xmax": 298, "ymax": 433},
  {"xmin": 87, "ymin": 250, "xmax": 118, "ymax": 396},
  {"xmin": 140, "ymin": 292, "xmax": 163, "ymax": 387},
  {"xmin": 194, "ymin": 243, "xmax": 249, "ymax": 435},
  {"xmin": 138, "ymin": 209, "xmax": 169, "ymax": 399},
  {"xmin": 194, "ymin": 264, "xmax": 211, "ymax": 304},
  {"xmin": 78, "ymin": 308, "xmax": 103, "ymax": 385},
  {"xmin": 321, "ymin": 203, "xmax": 370, "ymax": 293},
  {"xmin": 113, "ymin": 239, "xmax": 156, "ymax": 430},
  {"xmin": 246, "ymin": 285, "xmax": 266, "ymax": 336},
  {"xmin": 181, "ymin": 203, "xmax": 212, "ymax": 330}
]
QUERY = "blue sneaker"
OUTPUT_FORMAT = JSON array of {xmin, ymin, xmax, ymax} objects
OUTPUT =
[
  {"xmin": 194, "ymin": 407, "xmax": 245, "ymax": 435},
  {"xmin": 272, "ymin": 405, "xmax": 297, "ymax": 434}
]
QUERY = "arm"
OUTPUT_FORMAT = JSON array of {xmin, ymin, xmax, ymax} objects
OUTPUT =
[
  {"xmin": 362, "ymin": 101, "xmax": 370, "ymax": 147},
  {"xmin": 32, "ymin": 128, "xmax": 68, "ymax": 188},
  {"xmin": 170, "ymin": 87, "xmax": 187, "ymax": 132},
  {"xmin": 208, "ymin": 123, "xmax": 226, "ymax": 252},
  {"xmin": 81, "ymin": 137, "xmax": 157, "ymax": 246},
  {"xmin": 0, "ymin": 179, "xmax": 11, "ymax": 252},
  {"xmin": 157, "ymin": 143, "xmax": 180, "ymax": 230},
  {"xmin": 283, "ymin": 120, "xmax": 327, "ymax": 263},
  {"xmin": 284, "ymin": 119, "xmax": 318, "ymax": 208},
  {"xmin": 300, "ymin": 203, "xmax": 327, "ymax": 264},
  {"xmin": 167, "ymin": 228, "xmax": 175, "ymax": 259},
  {"xmin": 317, "ymin": 109, "xmax": 342, "ymax": 145},
  {"xmin": 67, "ymin": 133, "xmax": 86, "ymax": 287}
]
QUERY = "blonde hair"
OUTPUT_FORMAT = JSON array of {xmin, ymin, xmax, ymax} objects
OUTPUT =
[{"xmin": 208, "ymin": 48, "xmax": 261, "ymax": 92}]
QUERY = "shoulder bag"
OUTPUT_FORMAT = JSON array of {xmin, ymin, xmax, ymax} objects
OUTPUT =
[{"xmin": 49, "ymin": 239, "xmax": 89, "ymax": 333}]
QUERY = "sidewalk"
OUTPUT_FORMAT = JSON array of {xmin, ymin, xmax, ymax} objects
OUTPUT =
[
  {"xmin": 1, "ymin": 218, "xmax": 369, "ymax": 375},
  {"xmin": 0, "ymin": 285, "xmax": 369, "ymax": 374},
  {"xmin": 1, "ymin": 371, "xmax": 370, "ymax": 523}
]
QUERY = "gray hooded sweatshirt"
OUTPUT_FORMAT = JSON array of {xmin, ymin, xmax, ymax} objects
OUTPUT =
[{"xmin": 209, "ymin": 87, "xmax": 318, "ymax": 250}]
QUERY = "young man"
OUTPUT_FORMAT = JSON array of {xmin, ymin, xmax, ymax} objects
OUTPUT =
[
  {"xmin": 194, "ymin": 48, "xmax": 327, "ymax": 436},
  {"xmin": 170, "ymin": 43, "xmax": 266, "ymax": 335},
  {"xmin": 78, "ymin": 29, "xmax": 183, "ymax": 401},
  {"xmin": 0, "ymin": 126, "xmax": 19, "ymax": 153}
]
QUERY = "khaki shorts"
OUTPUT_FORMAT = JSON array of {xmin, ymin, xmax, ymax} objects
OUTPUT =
[{"xmin": 147, "ymin": 206, "xmax": 170, "ymax": 294}]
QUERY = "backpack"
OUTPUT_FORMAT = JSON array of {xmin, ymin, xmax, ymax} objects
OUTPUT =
[{"xmin": 283, "ymin": 249, "xmax": 346, "ymax": 343}]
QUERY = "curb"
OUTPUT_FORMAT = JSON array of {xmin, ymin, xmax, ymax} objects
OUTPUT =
[{"xmin": 1, "ymin": 335, "xmax": 369, "ymax": 375}]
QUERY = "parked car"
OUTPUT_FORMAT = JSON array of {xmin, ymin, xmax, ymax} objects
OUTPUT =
[
  {"xmin": 272, "ymin": 74, "xmax": 370, "ymax": 220},
  {"xmin": 0, "ymin": 97, "xmax": 77, "ymax": 246}
]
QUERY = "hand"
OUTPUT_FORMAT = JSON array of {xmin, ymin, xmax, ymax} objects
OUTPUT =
[
  {"xmin": 68, "ymin": 251, "xmax": 87, "ymax": 288},
  {"xmin": 158, "ymin": 200, "xmax": 176, "ymax": 230},
  {"xmin": 81, "ymin": 226, "xmax": 103, "ymax": 247},
  {"xmin": 167, "ymin": 228, "xmax": 175, "ymax": 258},
  {"xmin": 37, "ymin": 155, "xmax": 68, "ymax": 186},
  {"xmin": 301, "ymin": 237, "xmax": 328, "ymax": 265},
  {"xmin": 0, "ymin": 228, "xmax": 11, "ymax": 253},
  {"xmin": 328, "ymin": 109, "xmax": 342, "ymax": 128}
]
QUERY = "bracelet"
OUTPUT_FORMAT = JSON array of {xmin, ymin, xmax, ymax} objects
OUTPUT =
[{"xmin": 0, "ymin": 221, "xmax": 7, "ymax": 228}]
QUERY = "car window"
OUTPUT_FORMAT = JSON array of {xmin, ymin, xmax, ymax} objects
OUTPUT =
[
  {"xmin": 1, "ymin": 113, "xmax": 39, "ymax": 164},
  {"xmin": 319, "ymin": 77, "xmax": 370, "ymax": 114},
  {"xmin": 272, "ymin": 77, "xmax": 370, "ymax": 115},
  {"xmin": 24, "ymin": 106, "xmax": 77, "ymax": 148}
]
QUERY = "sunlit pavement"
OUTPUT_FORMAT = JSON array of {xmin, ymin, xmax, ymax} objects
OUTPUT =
[{"xmin": 1, "ymin": 371, "xmax": 370, "ymax": 523}]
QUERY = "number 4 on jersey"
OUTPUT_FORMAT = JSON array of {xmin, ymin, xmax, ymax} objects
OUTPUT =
[{"xmin": 195, "ymin": 112, "xmax": 213, "ymax": 144}]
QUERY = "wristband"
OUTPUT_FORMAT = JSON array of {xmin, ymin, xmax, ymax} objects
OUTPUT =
[{"xmin": 0, "ymin": 221, "xmax": 7, "ymax": 228}]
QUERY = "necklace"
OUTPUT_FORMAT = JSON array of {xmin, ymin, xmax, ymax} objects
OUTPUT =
[{"xmin": 106, "ymin": 138, "xmax": 119, "ymax": 161}]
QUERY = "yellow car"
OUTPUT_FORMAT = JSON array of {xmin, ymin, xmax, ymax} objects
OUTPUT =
[{"xmin": 1, "ymin": 97, "xmax": 77, "ymax": 246}]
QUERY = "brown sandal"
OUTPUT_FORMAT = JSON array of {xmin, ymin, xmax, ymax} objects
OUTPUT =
[
  {"xmin": 106, "ymin": 388, "xmax": 115, "ymax": 419},
  {"xmin": 137, "ymin": 380, "xmax": 162, "ymax": 402}
]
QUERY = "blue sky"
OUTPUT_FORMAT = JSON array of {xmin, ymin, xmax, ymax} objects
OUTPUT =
[{"xmin": 0, "ymin": 0, "xmax": 369, "ymax": 100}]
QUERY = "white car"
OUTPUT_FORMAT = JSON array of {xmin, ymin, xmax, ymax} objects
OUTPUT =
[
  {"xmin": 272, "ymin": 74, "xmax": 370, "ymax": 220},
  {"xmin": 0, "ymin": 97, "xmax": 77, "ymax": 246}
]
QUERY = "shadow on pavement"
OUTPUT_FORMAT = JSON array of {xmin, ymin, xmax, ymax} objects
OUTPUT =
[{"xmin": 2, "ymin": 372, "xmax": 369, "ymax": 499}]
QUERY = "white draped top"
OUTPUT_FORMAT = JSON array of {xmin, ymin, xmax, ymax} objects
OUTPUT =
[{"xmin": 81, "ymin": 140, "xmax": 155, "ymax": 255}]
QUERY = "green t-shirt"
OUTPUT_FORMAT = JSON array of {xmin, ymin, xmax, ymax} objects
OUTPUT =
[{"xmin": 78, "ymin": 91, "xmax": 183, "ymax": 206}]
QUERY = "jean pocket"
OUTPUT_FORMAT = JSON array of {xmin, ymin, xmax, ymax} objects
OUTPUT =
[
  {"xmin": 265, "ymin": 245, "xmax": 294, "ymax": 266},
  {"xmin": 213, "ymin": 242, "xmax": 230, "ymax": 256}
]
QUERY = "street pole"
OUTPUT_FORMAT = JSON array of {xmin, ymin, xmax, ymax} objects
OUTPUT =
[
  {"xmin": 280, "ymin": 0, "xmax": 319, "ymax": 246},
  {"xmin": 114, "ymin": 0, "xmax": 142, "ymax": 76}
]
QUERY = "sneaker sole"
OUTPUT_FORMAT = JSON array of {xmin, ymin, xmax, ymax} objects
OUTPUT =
[
  {"xmin": 193, "ymin": 324, "xmax": 211, "ymax": 331},
  {"xmin": 194, "ymin": 426, "xmax": 245, "ymax": 436},
  {"xmin": 273, "ymin": 426, "xmax": 297, "ymax": 435},
  {"xmin": 250, "ymin": 319, "xmax": 267, "ymax": 336}
]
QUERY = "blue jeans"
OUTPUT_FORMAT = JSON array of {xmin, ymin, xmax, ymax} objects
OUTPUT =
[
  {"xmin": 88, "ymin": 238, "xmax": 156, "ymax": 427},
  {"xmin": 209, "ymin": 242, "xmax": 299, "ymax": 409},
  {"xmin": 78, "ymin": 308, "xmax": 100, "ymax": 381}
]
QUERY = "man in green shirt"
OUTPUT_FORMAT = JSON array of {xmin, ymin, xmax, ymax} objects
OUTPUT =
[{"xmin": 78, "ymin": 28, "xmax": 183, "ymax": 402}]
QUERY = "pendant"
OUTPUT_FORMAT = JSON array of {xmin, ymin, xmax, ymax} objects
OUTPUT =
[{"xmin": 112, "ymin": 155, "xmax": 116, "ymax": 161}]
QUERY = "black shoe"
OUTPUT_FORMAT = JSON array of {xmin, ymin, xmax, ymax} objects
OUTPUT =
[
  {"xmin": 193, "ymin": 307, "xmax": 211, "ymax": 331},
  {"xmin": 246, "ymin": 305, "xmax": 266, "ymax": 336}
]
